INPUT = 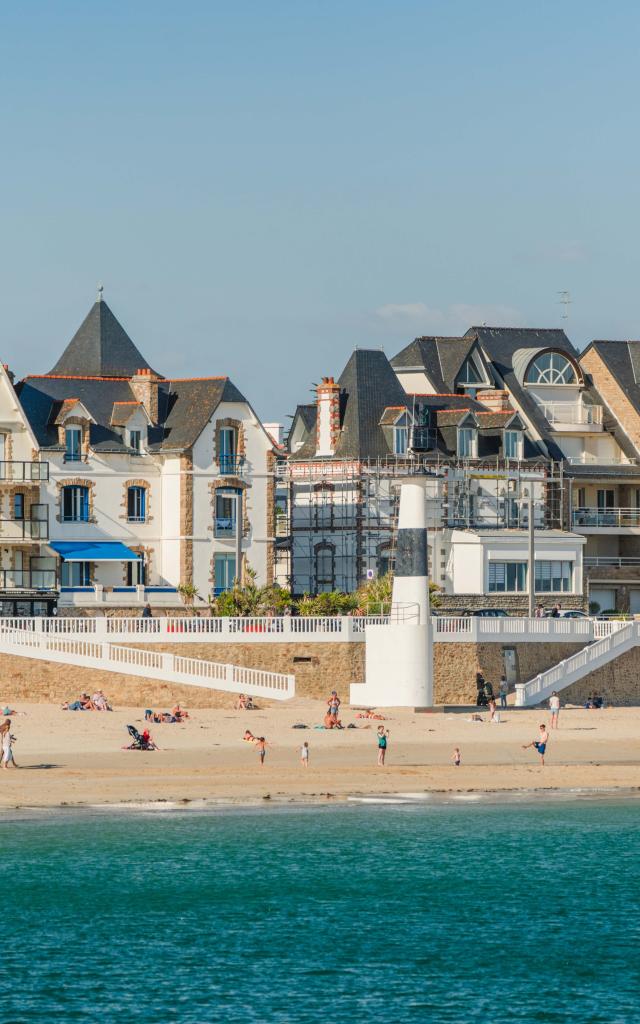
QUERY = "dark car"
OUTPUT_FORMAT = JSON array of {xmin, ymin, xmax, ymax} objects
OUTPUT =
[{"xmin": 462, "ymin": 608, "xmax": 510, "ymax": 618}]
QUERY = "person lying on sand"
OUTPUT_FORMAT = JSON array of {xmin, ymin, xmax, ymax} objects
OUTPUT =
[
  {"xmin": 356, "ymin": 712, "xmax": 386, "ymax": 720},
  {"xmin": 172, "ymin": 705, "xmax": 189, "ymax": 720},
  {"xmin": 243, "ymin": 730, "xmax": 257, "ymax": 743}
]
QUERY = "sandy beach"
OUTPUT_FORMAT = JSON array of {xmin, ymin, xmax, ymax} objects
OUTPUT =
[{"xmin": 0, "ymin": 697, "xmax": 638, "ymax": 809}]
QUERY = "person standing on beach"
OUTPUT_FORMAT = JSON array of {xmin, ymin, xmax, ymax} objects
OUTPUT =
[
  {"xmin": 523, "ymin": 724, "xmax": 549, "ymax": 766},
  {"xmin": 300, "ymin": 741, "xmax": 309, "ymax": 768},
  {"xmin": 499, "ymin": 676, "xmax": 508, "ymax": 710},
  {"xmin": 549, "ymin": 692, "xmax": 560, "ymax": 729},
  {"xmin": 452, "ymin": 747, "xmax": 461, "ymax": 767},
  {"xmin": 255, "ymin": 737, "xmax": 269, "ymax": 766},
  {"xmin": 0, "ymin": 719, "xmax": 18, "ymax": 769},
  {"xmin": 377, "ymin": 726, "xmax": 389, "ymax": 766}
]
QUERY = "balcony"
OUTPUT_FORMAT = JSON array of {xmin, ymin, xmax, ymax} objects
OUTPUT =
[
  {"xmin": 573, "ymin": 507, "xmax": 640, "ymax": 529},
  {"xmin": 275, "ymin": 514, "xmax": 290, "ymax": 538},
  {"xmin": 566, "ymin": 455, "xmax": 637, "ymax": 466},
  {"xmin": 0, "ymin": 570, "xmax": 57, "ymax": 590},
  {"xmin": 0, "ymin": 514, "xmax": 49, "ymax": 540},
  {"xmin": 0, "ymin": 461, "xmax": 49, "ymax": 481},
  {"xmin": 214, "ymin": 516, "xmax": 237, "ymax": 537},
  {"xmin": 584, "ymin": 557, "xmax": 640, "ymax": 568},
  {"xmin": 217, "ymin": 456, "xmax": 245, "ymax": 477},
  {"xmin": 535, "ymin": 401, "xmax": 603, "ymax": 431}
]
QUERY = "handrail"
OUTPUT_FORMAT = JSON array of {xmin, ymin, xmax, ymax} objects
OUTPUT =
[
  {"xmin": 515, "ymin": 621, "xmax": 635, "ymax": 706},
  {"xmin": 572, "ymin": 507, "xmax": 640, "ymax": 527},
  {"xmin": 0, "ymin": 625, "xmax": 295, "ymax": 699}
]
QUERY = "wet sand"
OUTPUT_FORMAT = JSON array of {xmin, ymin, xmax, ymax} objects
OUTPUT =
[{"xmin": 0, "ymin": 698, "xmax": 638, "ymax": 809}]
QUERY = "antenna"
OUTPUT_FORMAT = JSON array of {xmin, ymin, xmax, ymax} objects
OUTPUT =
[{"xmin": 558, "ymin": 290, "xmax": 571, "ymax": 320}]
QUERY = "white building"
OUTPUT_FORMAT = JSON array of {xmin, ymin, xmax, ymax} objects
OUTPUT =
[{"xmin": 15, "ymin": 294, "xmax": 277, "ymax": 612}]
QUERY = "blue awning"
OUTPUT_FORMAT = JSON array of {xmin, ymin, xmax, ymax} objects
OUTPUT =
[{"xmin": 49, "ymin": 541, "xmax": 141, "ymax": 562}]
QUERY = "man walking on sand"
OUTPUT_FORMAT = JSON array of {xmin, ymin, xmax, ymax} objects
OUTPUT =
[
  {"xmin": 549, "ymin": 692, "xmax": 561, "ymax": 729},
  {"xmin": 523, "ymin": 724, "xmax": 549, "ymax": 766}
]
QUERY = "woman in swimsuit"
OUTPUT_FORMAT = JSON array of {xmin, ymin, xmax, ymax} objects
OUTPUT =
[
  {"xmin": 377, "ymin": 726, "xmax": 389, "ymax": 767},
  {"xmin": 523, "ymin": 724, "xmax": 549, "ymax": 766}
]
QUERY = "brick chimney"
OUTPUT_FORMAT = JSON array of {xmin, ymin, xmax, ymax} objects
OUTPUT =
[
  {"xmin": 316, "ymin": 377, "xmax": 341, "ymax": 456},
  {"xmin": 130, "ymin": 368, "xmax": 160, "ymax": 424},
  {"xmin": 475, "ymin": 389, "xmax": 513, "ymax": 413}
]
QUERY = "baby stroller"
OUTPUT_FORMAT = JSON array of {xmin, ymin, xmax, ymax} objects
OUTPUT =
[{"xmin": 124, "ymin": 725, "xmax": 156, "ymax": 751}]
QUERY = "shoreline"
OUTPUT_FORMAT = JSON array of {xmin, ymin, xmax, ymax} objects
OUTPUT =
[{"xmin": 2, "ymin": 784, "xmax": 640, "ymax": 821}]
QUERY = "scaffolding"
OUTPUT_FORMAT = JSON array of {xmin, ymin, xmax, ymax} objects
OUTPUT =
[{"xmin": 274, "ymin": 454, "xmax": 566, "ymax": 596}]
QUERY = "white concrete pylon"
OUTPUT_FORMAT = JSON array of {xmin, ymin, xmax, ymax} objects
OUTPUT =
[{"xmin": 391, "ymin": 477, "xmax": 430, "ymax": 625}]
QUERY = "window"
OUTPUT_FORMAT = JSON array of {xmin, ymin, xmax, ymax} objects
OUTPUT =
[
  {"xmin": 457, "ymin": 427, "xmax": 477, "ymax": 458},
  {"xmin": 525, "ymin": 352, "xmax": 578, "ymax": 385},
  {"xmin": 458, "ymin": 357, "xmax": 485, "ymax": 385},
  {"xmin": 13, "ymin": 493, "xmax": 24, "ymax": 520},
  {"xmin": 219, "ymin": 428, "xmax": 237, "ymax": 474},
  {"xmin": 126, "ymin": 556, "xmax": 146, "ymax": 586},
  {"xmin": 62, "ymin": 485, "xmax": 89, "ymax": 522},
  {"xmin": 315, "ymin": 544, "xmax": 335, "ymax": 593},
  {"xmin": 314, "ymin": 484, "xmax": 333, "ymax": 528},
  {"xmin": 61, "ymin": 561, "xmax": 91, "ymax": 587},
  {"xmin": 214, "ymin": 553, "xmax": 236, "ymax": 594},
  {"xmin": 127, "ymin": 486, "xmax": 146, "ymax": 522},
  {"xmin": 30, "ymin": 556, "xmax": 56, "ymax": 590},
  {"xmin": 597, "ymin": 489, "xmax": 615, "ymax": 510},
  {"xmin": 504, "ymin": 430, "xmax": 522, "ymax": 459},
  {"xmin": 215, "ymin": 489, "xmax": 240, "ymax": 536},
  {"xmin": 535, "ymin": 560, "xmax": 573, "ymax": 593},
  {"xmin": 394, "ymin": 425, "xmax": 408, "ymax": 455},
  {"xmin": 129, "ymin": 430, "xmax": 142, "ymax": 453},
  {"xmin": 65, "ymin": 428, "xmax": 82, "ymax": 462},
  {"xmin": 488, "ymin": 562, "xmax": 528, "ymax": 593}
]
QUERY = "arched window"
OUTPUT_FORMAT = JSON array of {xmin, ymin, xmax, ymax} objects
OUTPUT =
[
  {"xmin": 525, "ymin": 352, "xmax": 578, "ymax": 385},
  {"xmin": 315, "ymin": 543, "xmax": 335, "ymax": 593}
]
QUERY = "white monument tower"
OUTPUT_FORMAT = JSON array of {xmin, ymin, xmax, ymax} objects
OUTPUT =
[{"xmin": 350, "ymin": 478, "xmax": 433, "ymax": 708}]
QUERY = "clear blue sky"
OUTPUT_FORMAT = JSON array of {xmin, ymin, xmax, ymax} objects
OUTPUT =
[{"xmin": 1, "ymin": 1, "xmax": 638, "ymax": 421}]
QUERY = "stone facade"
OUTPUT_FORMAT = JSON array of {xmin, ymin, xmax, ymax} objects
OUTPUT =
[
  {"xmin": 436, "ymin": 592, "xmax": 586, "ymax": 613},
  {"xmin": 179, "ymin": 451, "xmax": 193, "ymax": 586},
  {"xmin": 562, "ymin": 647, "xmax": 640, "ymax": 706},
  {"xmin": 580, "ymin": 346, "xmax": 640, "ymax": 451}
]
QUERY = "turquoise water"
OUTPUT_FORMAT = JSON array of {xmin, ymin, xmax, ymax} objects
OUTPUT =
[{"xmin": 2, "ymin": 800, "xmax": 639, "ymax": 1023}]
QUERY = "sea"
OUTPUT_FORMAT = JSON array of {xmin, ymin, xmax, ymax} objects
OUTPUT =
[{"xmin": 1, "ymin": 798, "xmax": 639, "ymax": 1023}]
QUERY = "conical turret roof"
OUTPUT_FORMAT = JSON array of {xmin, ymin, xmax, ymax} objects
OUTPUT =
[{"xmin": 48, "ymin": 297, "xmax": 159, "ymax": 377}]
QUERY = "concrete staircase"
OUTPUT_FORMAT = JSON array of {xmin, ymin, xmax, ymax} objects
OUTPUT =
[
  {"xmin": 515, "ymin": 621, "xmax": 634, "ymax": 707},
  {"xmin": 0, "ymin": 624, "xmax": 295, "ymax": 700}
]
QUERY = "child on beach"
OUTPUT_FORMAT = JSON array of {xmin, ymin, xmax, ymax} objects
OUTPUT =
[
  {"xmin": 377, "ymin": 726, "xmax": 389, "ymax": 766},
  {"xmin": 255, "ymin": 737, "xmax": 270, "ymax": 766},
  {"xmin": 549, "ymin": 692, "xmax": 560, "ymax": 729},
  {"xmin": 452, "ymin": 747, "xmax": 461, "ymax": 766},
  {"xmin": 523, "ymin": 724, "xmax": 549, "ymax": 766},
  {"xmin": 300, "ymin": 741, "xmax": 309, "ymax": 768}
]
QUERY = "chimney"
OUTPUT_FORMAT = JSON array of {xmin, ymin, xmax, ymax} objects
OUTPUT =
[
  {"xmin": 2, "ymin": 364, "xmax": 14, "ymax": 384},
  {"xmin": 316, "ymin": 377, "xmax": 341, "ymax": 456},
  {"xmin": 263, "ymin": 422, "xmax": 283, "ymax": 447},
  {"xmin": 130, "ymin": 368, "xmax": 160, "ymax": 424},
  {"xmin": 475, "ymin": 389, "xmax": 513, "ymax": 413}
]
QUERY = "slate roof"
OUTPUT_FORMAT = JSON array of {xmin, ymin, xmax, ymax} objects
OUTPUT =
[
  {"xmin": 290, "ymin": 349, "xmax": 409, "ymax": 461},
  {"xmin": 391, "ymin": 336, "xmax": 482, "ymax": 392},
  {"xmin": 49, "ymin": 299, "xmax": 160, "ymax": 378},
  {"xmin": 16, "ymin": 375, "xmax": 247, "ymax": 454}
]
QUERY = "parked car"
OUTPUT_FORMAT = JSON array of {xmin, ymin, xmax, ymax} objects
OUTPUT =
[
  {"xmin": 547, "ymin": 609, "xmax": 588, "ymax": 619},
  {"xmin": 461, "ymin": 608, "xmax": 510, "ymax": 618}
]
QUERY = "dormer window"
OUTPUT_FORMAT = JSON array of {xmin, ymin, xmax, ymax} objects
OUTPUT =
[
  {"xmin": 457, "ymin": 426, "xmax": 477, "ymax": 458},
  {"xmin": 65, "ymin": 428, "xmax": 82, "ymax": 462},
  {"xmin": 394, "ymin": 414, "xmax": 409, "ymax": 455},
  {"xmin": 456, "ymin": 353, "xmax": 490, "ymax": 395},
  {"xmin": 129, "ymin": 429, "xmax": 142, "ymax": 453},
  {"xmin": 525, "ymin": 352, "xmax": 578, "ymax": 385},
  {"xmin": 504, "ymin": 430, "xmax": 523, "ymax": 460}
]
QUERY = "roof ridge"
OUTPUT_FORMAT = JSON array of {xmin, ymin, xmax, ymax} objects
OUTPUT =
[
  {"xmin": 24, "ymin": 374, "xmax": 132, "ymax": 381},
  {"xmin": 167, "ymin": 375, "xmax": 228, "ymax": 382}
]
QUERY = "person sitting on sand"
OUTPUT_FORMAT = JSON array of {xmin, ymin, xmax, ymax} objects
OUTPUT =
[
  {"xmin": 141, "ymin": 728, "xmax": 159, "ymax": 751},
  {"xmin": 172, "ymin": 705, "xmax": 189, "ymax": 720},
  {"xmin": 236, "ymin": 694, "xmax": 248, "ymax": 710},
  {"xmin": 80, "ymin": 693, "xmax": 96, "ymax": 711},
  {"xmin": 523, "ymin": 724, "xmax": 549, "ymax": 766},
  {"xmin": 92, "ymin": 691, "xmax": 112, "ymax": 712}
]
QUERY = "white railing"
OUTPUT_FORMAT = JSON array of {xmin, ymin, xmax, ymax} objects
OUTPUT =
[
  {"xmin": 515, "ymin": 621, "xmax": 638, "ymax": 707},
  {"xmin": 584, "ymin": 557, "xmax": 640, "ymax": 567},
  {"xmin": 572, "ymin": 508, "xmax": 640, "ymax": 528},
  {"xmin": 0, "ymin": 625, "xmax": 295, "ymax": 700},
  {"xmin": 567, "ymin": 454, "xmax": 637, "ymax": 465},
  {"xmin": 0, "ymin": 614, "xmax": 623, "ymax": 645},
  {"xmin": 536, "ymin": 401, "xmax": 603, "ymax": 426}
]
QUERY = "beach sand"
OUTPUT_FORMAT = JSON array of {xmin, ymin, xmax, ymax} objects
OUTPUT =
[{"xmin": 0, "ymin": 698, "xmax": 638, "ymax": 809}]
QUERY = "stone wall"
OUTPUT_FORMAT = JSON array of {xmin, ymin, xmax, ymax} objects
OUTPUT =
[
  {"xmin": 559, "ymin": 647, "xmax": 640, "ymax": 706},
  {"xmin": 0, "ymin": 637, "xmax": 625, "ymax": 707},
  {"xmin": 436, "ymin": 593, "xmax": 586, "ymax": 613}
]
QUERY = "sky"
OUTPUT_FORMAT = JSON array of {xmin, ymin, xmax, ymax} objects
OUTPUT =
[{"xmin": 1, "ymin": 0, "xmax": 639, "ymax": 423}]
